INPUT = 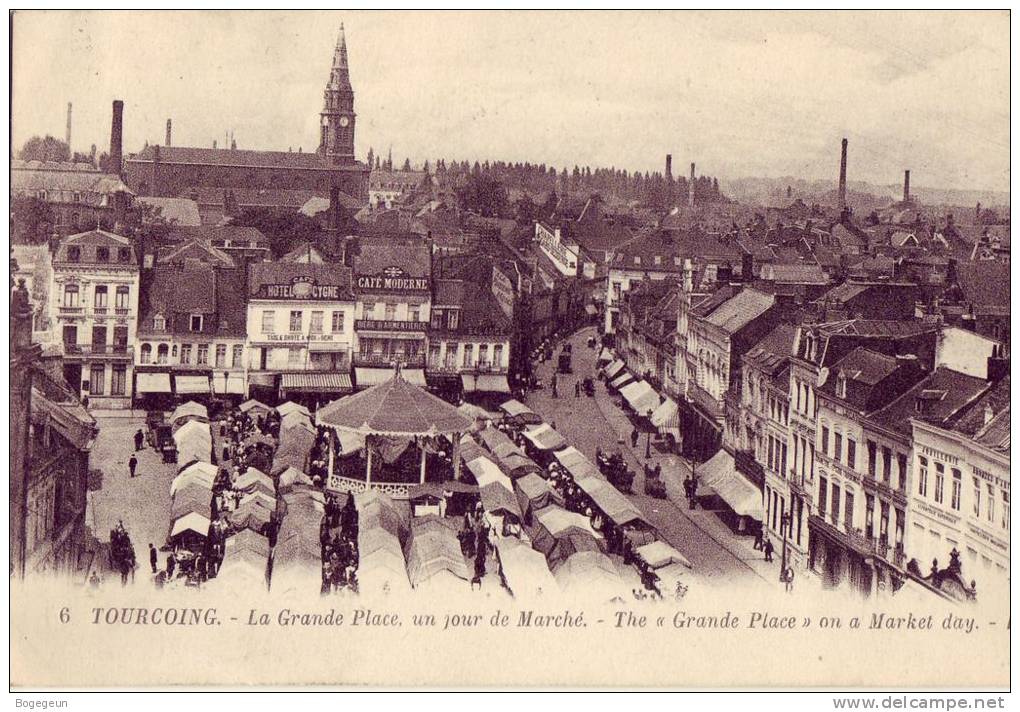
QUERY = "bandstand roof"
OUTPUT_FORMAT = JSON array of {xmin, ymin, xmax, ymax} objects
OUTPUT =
[{"xmin": 316, "ymin": 370, "xmax": 473, "ymax": 436}]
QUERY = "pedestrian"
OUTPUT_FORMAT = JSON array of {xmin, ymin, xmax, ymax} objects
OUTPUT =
[
  {"xmin": 630, "ymin": 429, "xmax": 639, "ymax": 448},
  {"xmin": 574, "ymin": 381, "xmax": 580, "ymax": 398},
  {"xmin": 134, "ymin": 429, "xmax": 144, "ymax": 451},
  {"xmin": 763, "ymin": 538, "xmax": 774, "ymax": 563},
  {"xmin": 166, "ymin": 554, "xmax": 176, "ymax": 579},
  {"xmin": 683, "ymin": 476, "xmax": 692, "ymax": 501},
  {"xmin": 552, "ymin": 374, "xmax": 558, "ymax": 398},
  {"xmin": 753, "ymin": 528, "xmax": 763, "ymax": 551},
  {"xmin": 784, "ymin": 566, "xmax": 795, "ymax": 593},
  {"xmin": 128, "ymin": 454, "xmax": 138, "ymax": 479},
  {"xmin": 148, "ymin": 543, "xmax": 158, "ymax": 573}
]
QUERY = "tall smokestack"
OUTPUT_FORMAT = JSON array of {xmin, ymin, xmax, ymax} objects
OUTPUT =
[
  {"xmin": 66, "ymin": 103, "xmax": 72, "ymax": 151},
  {"xmin": 688, "ymin": 162, "xmax": 696, "ymax": 208},
  {"xmin": 166, "ymin": 119, "xmax": 172, "ymax": 147},
  {"xmin": 665, "ymin": 154, "xmax": 673, "ymax": 181},
  {"xmin": 903, "ymin": 169, "xmax": 911, "ymax": 203},
  {"xmin": 110, "ymin": 100, "xmax": 124, "ymax": 176},
  {"xmin": 837, "ymin": 137, "xmax": 848, "ymax": 213}
]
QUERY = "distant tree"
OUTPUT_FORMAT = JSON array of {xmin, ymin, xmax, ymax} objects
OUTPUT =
[
  {"xmin": 402, "ymin": 158, "xmax": 412, "ymax": 172},
  {"xmin": 375, "ymin": 155, "xmax": 381, "ymax": 170},
  {"xmin": 422, "ymin": 159, "xmax": 431, "ymax": 175},
  {"xmin": 514, "ymin": 194, "xmax": 539, "ymax": 224},
  {"xmin": 11, "ymin": 195, "xmax": 56, "ymax": 244},
  {"xmin": 18, "ymin": 135, "xmax": 70, "ymax": 163},
  {"xmin": 229, "ymin": 208, "xmax": 325, "ymax": 259},
  {"xmin": 455, "ymin": 174, "xmax": 509, "ymax": 218},
  {"xmin": 978, "ymin": 207, "xmax": 1000, "ymax": 225},
  {"xmin": 366, "ymin": 147, "xmax": 375, "ymax": 171}
]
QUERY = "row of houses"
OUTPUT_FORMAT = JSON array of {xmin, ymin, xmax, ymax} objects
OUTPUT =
[
  {"xmin": 614, "ymin": 264, "xmax": 1010, "ymax": 602},
  {"xmin": 41, "ymin": 228, "xmax": 515, "ymax": 409}
]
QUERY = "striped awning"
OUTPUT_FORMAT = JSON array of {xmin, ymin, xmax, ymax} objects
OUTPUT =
[
  {"xmin": 213, "ymin": 373, "xmax": 246, "ymax": 395},
  {"xmin": 280, "ymin": 372, "xmax": 352, "ymax": 393},
  {"xmin": 136, "ymin": 372, "xmax": 172, "ymax": 394}
]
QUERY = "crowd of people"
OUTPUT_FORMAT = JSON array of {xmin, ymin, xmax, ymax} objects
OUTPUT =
[{"xmin": 320, "ymin": 493, "xmax": 360, "ymax": 595}]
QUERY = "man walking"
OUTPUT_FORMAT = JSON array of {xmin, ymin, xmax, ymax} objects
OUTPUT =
[
  {"xmin": 148, "ymin": 543, "xmax": 158, "ymax": 573},
  {"xmin": 128, "ymin": 454, "xmax": 138, "ymax": 479},
  {"xmin": 574, "ymin": 380, "xmax": 580, "ymax": 398},
  {"xmin": 630, "ymin": 429, "xmax": 639, "ymax": 448},
  {"xmin": 763, "ymin": 537, "xmax": 774, "ymax": 563},
  {"xmin": 134, "ymin": 428, "xmax": 144, "ymax": 451}
]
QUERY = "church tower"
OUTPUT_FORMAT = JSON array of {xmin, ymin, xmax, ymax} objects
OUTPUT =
[{"xmin": 319, "ymin": 23, "xmax": 356, "ymax": 164}]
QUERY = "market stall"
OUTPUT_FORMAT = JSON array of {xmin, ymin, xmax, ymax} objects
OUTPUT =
[
  {"xmin": 529, "ymin": 506, "xmax": 602, "ymax": 570},
  {"xmin": 514, "ymin": 473, "xmax": 564, "ymax": 525},
  {"xmin": 173, "ymin": 419, "xmax": 213, "ymax": 466},
  {"xmin": 170, "ymin": 400, "xmax": 209, "ymax": 429},
  {"xmin": 403, "ymin": 515, "xmax": 471, "ymax": 591},
  {"xmin": 619, "ymin": 380, "xmax": 661, "ymax": 416},
  {"xmin": 552, "ymin": 550, "xmax": 625, "ymax": 601},
  {"xmin": 493, "ymin": 537, "xmax": 558, "ymax": 598},
  {"xmin": 520, "ymin": 422, "xmax": 568, "ymax": 454},
  {"xmin": 215, "ymin": 529, "xmax": 271, "ymax": 591},
  {"xmin": 170, "ymin": 461, "xmax": 218, "ymax": 497},
  {"xmin": 498, "ymin": 399, "xmax": 543, "ymax": 427}
]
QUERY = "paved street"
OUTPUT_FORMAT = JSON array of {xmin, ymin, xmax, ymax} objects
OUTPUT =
[
  {"xmin": 521, "ymin": 326, "xmax": 781, "ymax": 590},
  {"xmin": 87, "ymin": 414, "xmax": 175, "ymax": 581}
]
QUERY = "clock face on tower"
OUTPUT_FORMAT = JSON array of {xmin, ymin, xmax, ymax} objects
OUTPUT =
[{"xmin": 339, "ymin": 116, "xmax": 350, "ymax": 127}]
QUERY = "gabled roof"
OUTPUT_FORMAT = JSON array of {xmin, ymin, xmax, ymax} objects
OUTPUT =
[
  {"xmin": 744, "ymin": 324, "xmax": 797, "ymax": 374},
  {"xmin": 704, "ymin": 288, "xmax": 775, "ymax": 334},
  {"xmin": 954, "ymin": 261, "xmax": 1011, "ymax": 308},
  {"xmin": 12, "ymin": 165, "xmax": 132, "ymax": 196},
  {"xmin": 54, "ymin": 230, "xmax": 137, "ymax": 265},
  {"xmin": 950, "ymin": 376, "xmax": 1010, "ymax": 452},
  {"xmin": 353, "ymin": 236, "xmax": 430, "ymax": 277},
  {"xmin": 870, "ymin": 367, "xmax": 992, "ymax": 439},
  {"xmin": 156, "ymin": 239, "xmax": 235, "ymax": 268},
  {"xmin": 136, "ymin": 196, "xmax": 201, "ymax": 226}
]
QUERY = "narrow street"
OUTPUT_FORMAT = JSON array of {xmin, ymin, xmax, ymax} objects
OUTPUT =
[{"xmin": 522, "ymin": 326, "xmax": 776, "ymax": 590}]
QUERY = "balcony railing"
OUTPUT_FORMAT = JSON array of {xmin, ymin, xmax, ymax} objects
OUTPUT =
[
  {"xmin": 353, "ymin": 352, "xmax": 426, "ymax": 368},
  {"xmin": 63, "ymin": 343, "xmax": 133, "ymax": 358},
  {"xmin": 115, "ymin": 307, "xmax": 130, "ymax": 316},
  {"xmin": 58, "ymin": 305, "xmax": 84, "ymax": 315},
  {"xmin": 93, "ymin": 307, "xmax": 108, "ymax": 315}
]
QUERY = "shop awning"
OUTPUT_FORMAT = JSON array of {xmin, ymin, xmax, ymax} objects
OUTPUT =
[
  {"xmin": 650, "ymin": 397, "xmax": 679, "ymax": 428},
  {"xmin": 620, "ymin": 380, "xmax": 660, "ymax": 415},
  {"xmin": 610, "ymin": 371, "xmax": 634, "ymax": 389},
  {"xmin": 584, "ymin": 304, "xmax": 597, "ymax": 316},
  {"xmin": 461, "ymin": 373, "xmax": 511, "ymax": 393},
  {"xmin": 355, "ymin": 367, "xmax": 424, "ymax": 388},
  {"xmin": 499, "ymin": 399, "xmax": 536, "ymax": 419},
  {"xmin": 604, "ymin": 360, "xmax": 625, "ymax": 378},
  {"xmin": 212, "ymin": 373, "xmax": 246, "ymax": 395},
  {"xmin": 280, "ymin": 372, "xmax": 352, "ymax": 393},
  {"xmin": 597, "ymin": 348, "xmax": 613, "ymax": 364},
  {"xmin": 175, "ymin": 375, "xmax": 211, "ymax": 395},
  {"xmin": 697, "ymin": 450, "xmax": 764, "ymax": 520},
  {"xmin": 136, "ymin": 372, "xmax": 172, "ymax": 394},
  {"xmin": 401, "ymin": 369, "xmax": 426, "ymax": 387},
  {"xmin": 247, "ymin": 372, "xmax": 277, "ymax": 388}
]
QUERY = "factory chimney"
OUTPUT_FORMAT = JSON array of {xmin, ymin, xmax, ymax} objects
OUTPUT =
[
  {"xmin": 110, "ymin": 100, "xmax": 124, "ymax": 176},
  {"xmin": 166, "ymin": 119, "xmax": 172, "ymax": 147},
  {"xmin": 66, "ymin": 103, "xmax": 72, "ymax": 151},
  {"xmin": 903, "ymin": 169, "xmax": 911, "ymax": 204},
  {"xmin": 665, "ymin": 154, "xmax": 673, "ymax": 181},
  {"xmin": 688, "ymin": 162, "xmax": 696, "ymax": 208},
  {"xmin": 837, "ymin": 137, "xmax": 848, "ymax": 213}
]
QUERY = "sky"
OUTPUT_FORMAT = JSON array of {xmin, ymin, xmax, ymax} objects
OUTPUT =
[{"xmin": 10, "ymin": 10, "xmax": 1011, "ymax": 193}]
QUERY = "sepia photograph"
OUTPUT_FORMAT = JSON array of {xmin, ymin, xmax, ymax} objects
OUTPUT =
[{"xmin": 7, "ymin": 9, "xmax": 1011, "ymax": 692}]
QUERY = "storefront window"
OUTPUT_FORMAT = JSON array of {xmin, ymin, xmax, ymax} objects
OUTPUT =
[
  {"xmin": 89, "ymin": 364, "xmax": 105, "ymax": 395},
  {"xmin": 385, "ymin": 303, "xmax": 396, "ymax": 321},
  {"xmin": 288, "ymin": 347, "xmax": 302, "ymax": 365},
  {"xmin": 310, "ymin": 311, "xmax": 323, "ymax": 334},
  {"xmin": 110, "ymin": 366, "xmax": 126, "ymax": 396}
]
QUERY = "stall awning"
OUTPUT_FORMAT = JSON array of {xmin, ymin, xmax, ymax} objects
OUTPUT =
[
  {"xmin": 355, "ymin": 368, "xmax": 392, "ymax": 388},
  {"xmin": 604, "ymin": 359, "xmax": 625, "ymax": 378},
  {"xmin": 521, "ymin": 422, "xmax": 567, "ymax": 452},
  {"xmin": 402, "ymin": 369, "xmax": 426, "ymax": 386},
  {"xmin": 698, "ymin": 450, "xmax": 764, "ymax": 520},
  {"xmin": 213, "ymin": 373, "xmax": 246, "ymax": 395},
  {"xmin": 136, "ymin": 372, "xmax": 172, "ymax": 394},
  {"xmin": 461, "ymin": 374, "xmax": 511, "ymax": 393},
  {"xmin": 175, "ymin": 375, "xmax": 211, "ymax": 395},
  {"xmin": 280, "ymin": 372, "xmax": 352, "ymax": 393},
  {"xmin": 247, "ymin": 372, "xmax": 277, "ymax": 388},
  {"xmin": 500, "ymin": 399, "xmax": 536, "ymax": 418}
]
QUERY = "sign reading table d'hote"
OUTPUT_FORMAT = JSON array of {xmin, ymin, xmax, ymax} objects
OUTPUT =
[
  {"xmin": 258, "ymin": 276, "xmax": 345, "ymax": 300},
  {"xmin": 355, "ymin": 266, "xmax": 430, "ymax": 293}
]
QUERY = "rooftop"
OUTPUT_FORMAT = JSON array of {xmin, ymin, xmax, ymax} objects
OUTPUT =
[
  {"xmin": 744, "ymin": 323, "xmax": 798, "ymax": 374},
  {"xmin": 951, "ymin": 375, "xmax": 1010, "ymax": 452},
  {"xmin": 353, "ymin": 236, "xmax": 430, "ymax": 277},
  {"xmin": 870, "ymin": 367, "xmax": 991, "ymax": 439},
  {"xmin": 248, "ymin": 262, "xmax": 353, "ymax": 299},
  {"xmin": 704, "ymin": 288, "xmax": 775, "ymax": 334},
  {"xmin": 129, "ymin": 145, "xmax": 368, "ymax": 172}
]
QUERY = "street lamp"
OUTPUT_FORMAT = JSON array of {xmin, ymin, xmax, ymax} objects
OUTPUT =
[
  {"xmin": 645, "ymin": 409, "xmax": 653, "ymax": 458},
  {"xmin": 780, "ymin": 510, "xmax": 792, "ymax": 584}
]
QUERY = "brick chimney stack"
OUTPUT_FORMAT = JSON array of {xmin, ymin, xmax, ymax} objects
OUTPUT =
[
  {"xmin": 903, "ymin": 169, "xmax": 911, "ymax": 203},
  {"xmin": 665, "ymin": 154, "xmax": 673, "ymax": 181},
  {"xmin": 688, "ymin": 162, "xmax": 696, "ymax": 208},
  {"xmin": 110, "ymin": 100, "xmax": 124, "ymax": 176},
  {"xmin": 837, "ymin": 137, "xmax": 848, "ymax": 213},
  {"xmin": 166, "ymin": 119, "xmax": 172, "ymax": 147}
]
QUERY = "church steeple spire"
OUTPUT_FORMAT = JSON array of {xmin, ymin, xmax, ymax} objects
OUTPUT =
[{"xmin": 319, "ymin": 21, "xmax": 356, "ymax": 163}]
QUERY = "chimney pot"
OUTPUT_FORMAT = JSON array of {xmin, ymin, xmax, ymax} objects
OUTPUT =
[
  {"xmin": 903, "ymin": 169, "xmax": 911, "ymax": 203},
  {"xmin": 166, "ymin": 119, "xmax": 172, "ymax": 147},
  {"xmin": 838, "ymin": 137, "xmax": 848, "ymax": 213}
]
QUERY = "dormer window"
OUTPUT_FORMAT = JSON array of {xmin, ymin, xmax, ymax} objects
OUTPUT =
[
  {"xmin": 633, "ymin": 256, "xmax": 641, "ymax": 265},
  {"xmin": 118, "ymin": 247, "xmax": 131, "ymax": 262},
  {"xmin": 153, "ymin": 315, "xmax": 165, "ymax": 331},
  {"xmin": 190, "ymin": 314, "xmax": 204, "ymax": 332},
  {"xmin": 67, "ymin": 247, "xmax": 81, "ymax": 263},
  {"xmin": 836, "ymin": 373, "xmax": 848, "ymax": 399},
  {"xmin": 654, "ymin": 256, "xmax": 662, "ymax": 266},
  {"xmin": 96, "ymin": 246, "xmax": 110, "ymax": 262}
]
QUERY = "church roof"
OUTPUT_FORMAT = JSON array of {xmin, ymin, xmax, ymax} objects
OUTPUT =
[{"xmin": 127, "ymin": 145, "xmax": 367, "ymax": 172}]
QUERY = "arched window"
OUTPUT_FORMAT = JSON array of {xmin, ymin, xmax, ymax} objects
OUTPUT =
[
  {"xmin": 140, "ymin": 343, "xmax": 152, "ymax": 364},
  {"xmin": 157, "ymin": 343, "xmax": 169, "ymax": 364}
]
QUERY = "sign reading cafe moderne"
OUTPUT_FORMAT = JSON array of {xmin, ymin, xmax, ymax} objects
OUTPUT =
[
  {"xmin": 355, "ymin": 266, "xmax": 430, "ymax": 293},
  {"xmin": 258, "ymin": 276, "xmax": 344, "ymax": 300}
]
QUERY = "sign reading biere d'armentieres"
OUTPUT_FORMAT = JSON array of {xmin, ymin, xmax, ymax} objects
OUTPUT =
[
  {"xmin": 355, "ymin": 266, "xmax": 430, "ymax": 293},
  {"xmin": 258, "ymin": 276, "xmax": 344, "ymax": 300}
]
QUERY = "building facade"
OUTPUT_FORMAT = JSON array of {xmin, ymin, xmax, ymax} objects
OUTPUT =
[
  {"xmin": 48, "ymin": 229, "xmax": 139, "ymax": 408},
  {"xmin": 246, "ymin": 263, "xmax": 356, "ymax": 402}
]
